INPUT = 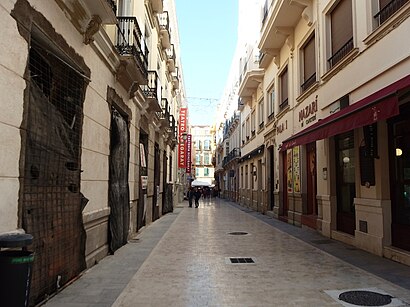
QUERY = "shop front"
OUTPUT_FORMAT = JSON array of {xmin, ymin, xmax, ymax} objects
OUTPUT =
[{"xmin": 280, "ymin": 75, "xmax": 410, "ymax": 263}]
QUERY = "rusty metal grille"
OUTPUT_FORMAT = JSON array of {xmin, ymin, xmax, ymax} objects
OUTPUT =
[{"xmin": 22, "ymin": 43, "xmax": 87, "ymax": 305}]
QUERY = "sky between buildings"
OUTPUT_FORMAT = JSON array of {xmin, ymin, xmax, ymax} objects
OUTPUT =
[{"xmin": 175, "ymin": 0, "xmax": 238, "ymax": 126}]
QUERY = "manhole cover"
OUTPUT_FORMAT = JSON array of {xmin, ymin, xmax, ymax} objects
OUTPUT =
[
  {"xmin": 228, "ymin": 231, "xmax": 248, "ymax": 235},
  {"xmin": 339, "ymin": 290, "xmax": 392, "ymax": 306}
]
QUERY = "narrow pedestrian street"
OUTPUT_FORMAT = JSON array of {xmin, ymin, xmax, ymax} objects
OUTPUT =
[{"xmin": 44, "ymin": 198, "xmax": 410, "ymax": 307}]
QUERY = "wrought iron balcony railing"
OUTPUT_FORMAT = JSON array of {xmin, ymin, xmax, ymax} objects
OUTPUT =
[
  {"xmin": 141, "ymin": 71, "xmax": 160, "ymax": 102},
  {"xmin": 116, "ymin": 17, "xmax": 148, "ymax": 77},
  {"xmin": 159, "ymin": 11, "xmax": 170, "ymax": 32},
  {"xmin": 374, "ymin": 0, "xmax": 409, "ymax": 26},
  {"xmin": 279, "ymin": 98, "xmax": 289, "ymax": 112},
  {"xmin": 156, "ymin": 98, "xmax": 171, "ymax": 121},
  {"xmin": 328, "ymin": 38, "xmax": 353, "ymax": 68},
  {"xmin": 222, "ymin": 148, "xmax": 241, "ymax": 167},
  {"xmin": 301, "ymin": 72, "xmax": 316, "ymax": 93}
]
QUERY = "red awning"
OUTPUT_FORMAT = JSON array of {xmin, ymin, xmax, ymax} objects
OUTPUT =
[{"xmin": 281, "ymin": 75, "xmax": 410, "ymax": 151}]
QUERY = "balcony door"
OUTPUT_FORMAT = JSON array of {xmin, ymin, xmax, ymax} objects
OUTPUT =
[{"xmin": 118, "ymin": 0, "xmax": 132, "ymax": 15}]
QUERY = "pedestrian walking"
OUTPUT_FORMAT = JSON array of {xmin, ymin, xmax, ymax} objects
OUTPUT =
[
  {"xmin": 194, "ymin": 188, "xmax": 201, "ymax": 208},
  {"xmin": 187, "ymin": 187, "xmax": 194, "ymax": 207}
]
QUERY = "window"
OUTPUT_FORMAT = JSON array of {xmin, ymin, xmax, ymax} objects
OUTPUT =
[
  {"xmin": 204, "ymin": 139, "xmax": 211, "ymax": 150},
  {"xmin": 268, "ymin": 87, "xmax": 275, "ymax": 118},
  {"xmin": 329, "ymin": 0, "xmax": 353, "ymax": 68},
  {"xmin": 204, "ymin": 168, "xmax": 209, "ymax": 176},
  {"xmin": 204, "ymin": 153, "xmax": 210, "ymax": 165},
  {"xmin": 196, "ymin": 168, "xmax": 200, "ymax": 177},
  {"xmin": 246, "ymin": 117, "xmax": 250, "ymax": 140},
  {"xmin": 195, "ymin": 140, "xmax": 201, "ymax": 150},
  {"xmin": 251, "ymin": 111, "xmax": 256, "ymax": 135},
  {"xmin": 242, "ymin": 123, "xmax": 246, "ymax": 144},
  {"xmin": 279, "ymin": 67, "xmax": 288, "ymax": 112},
  {"xmin": 195, "ymin": 154, "xmax": 201, "ymax": 165},
  {"xmin": 375, "ymin": 0, "xmax": 409, "ymax": 26},
  {"xmin": 225, "ymin": 141, "xmax": 230, "ymax": 156},
  {"xmin": 245, "ymin": 165, "xmax": 248, "ymax": 189},
  {"xmin": 301, "ymin": 34, "xmax": 316, "ymax": 92},
  {"xmin": 258, "ymin": 99, "xmax": 264, "ymax": 128}
]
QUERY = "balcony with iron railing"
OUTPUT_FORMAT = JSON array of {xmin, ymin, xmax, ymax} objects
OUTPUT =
[
  {"xmin": 328, "ymin": 38, "xmax": 354, "ymax": 68},
  {"xmin": 375, "ymin": 0, "xmax": 409, "ymax": 26},
  {"xmin": 172, "ymin": 67, "xmax": 180, "ymax": 90},
  {"xmin": 156, "ymin": 98, "xmax": 170, "ymax": 123},
  {"xmin": 261, "ymin": 0, "xmax": 269, "ymax": 27},
  {"xmin": 141, "ymin": 71, "xmax": 162, "ymax": 112},
  {"xmin": 222, "ymin": 148, "xmax": 241, "ymax": 168},
  {"xmin": 158, "ymin": 11, "xmax": 171, "ymax": 49},
  {"xmin": 115, "ymin": 17, "xmax": 149, "ymax": 91},
  {"xmin": 166, "ymin": 44, "xmax": 176, "ymax": 73},
  {"xmin": 168, "ymin": 115, "xmax": 177, "ymax": 141}
]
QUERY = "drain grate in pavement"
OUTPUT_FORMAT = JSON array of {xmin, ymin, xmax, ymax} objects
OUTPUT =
[
  {"xmin": 339, "ymin": 290, "xmax": 392, "ymax": 306},
  {"xmin": 229, "ymin": 257, "xmax": 255, "ymax": 264},
  {"xmin": 228, "ymin": 231, "xmax": 249, "ymax": 235}
]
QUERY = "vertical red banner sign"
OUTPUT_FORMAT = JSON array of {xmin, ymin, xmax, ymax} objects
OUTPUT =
[
  {"xmin": 178, "ymin": 108, "xmax": 187, "ymax": 168},
  {"xmin": 186, "ymin": 134, "xmax": 192, "ymax": 174}
]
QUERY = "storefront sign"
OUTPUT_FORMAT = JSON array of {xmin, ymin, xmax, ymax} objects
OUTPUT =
[
  {"xmin": 299, "ymin": 99, "xmax": 317, "ymax": 122},
  {"xmin": 178, "ymin": 108, "xmax": 187, "ymax": 168},
  {"xmin": 186, "ymin": 134, "xmax": 192, "ymax": 174},
  {"xmin": 299, "ymin": 99, "xmax": 317, "ymax": 128}
]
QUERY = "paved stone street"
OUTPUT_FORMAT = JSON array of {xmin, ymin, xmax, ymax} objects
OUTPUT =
[{"xmin": 44, "ymin": 198, "xmax": 410, "ymax": 307}]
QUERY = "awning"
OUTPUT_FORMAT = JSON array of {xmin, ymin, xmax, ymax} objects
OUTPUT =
[{"xmin": 281, "ymin": 75, "xmax": 410, "ymax": 151}]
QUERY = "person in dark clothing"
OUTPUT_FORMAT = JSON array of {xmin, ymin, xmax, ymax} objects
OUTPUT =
[
  {"xmin": 194, "ymin": 188, "xmax": 201, "ymax": 208},
  {"xmin": 187, "ymin": 188, "xmax": 194, "ymax": 207}
]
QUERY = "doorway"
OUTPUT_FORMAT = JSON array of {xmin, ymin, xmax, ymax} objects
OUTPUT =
[
  {"xmin": 280, "ymin": 150, "xmax": 289, "ymax": 221},
  {"xmin": 302, "ymin": 142, "xmax": 318, "ymax": 229},
  {"xmin": 335, "ymin": 131, "xmax": 356, "ymax": 235},
  {"xmin": 108, "ymin": 109, "xmax": 130, "ymax": 253},
  {"xmin": 268, "ymin": 146, "xmax": 275, "ymax": 211},
  {"xmin": 389, "ymin": 105, "xmax": 410, "ymax": 251}
]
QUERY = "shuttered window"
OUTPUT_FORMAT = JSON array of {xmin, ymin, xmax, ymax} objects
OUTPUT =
[
  {"xmin": 331, "ymin": 0, "xmax": 353, "ymax": 54},
  {"xmin": 280, "ymin": 67, "xmax": 288, "ymax": 111},
  {"xmin": 302, "ymin": 35, "xmax": 316, "ymax": 92}
]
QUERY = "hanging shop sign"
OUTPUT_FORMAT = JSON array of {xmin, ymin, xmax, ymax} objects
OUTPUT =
[
  {"xmin": 178, "ymin": 108, "xmax": 187, "ymax": 168},
  {"xmin": 186, "ymin": 134, "xmax": 192, "ymax": 174}
]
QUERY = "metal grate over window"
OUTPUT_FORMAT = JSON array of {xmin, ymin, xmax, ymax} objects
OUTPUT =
[{"xmin": 22, "ymin": 43, "xmax": 87, "ymax": 305}]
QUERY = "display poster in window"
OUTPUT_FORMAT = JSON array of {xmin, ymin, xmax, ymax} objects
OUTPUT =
[
  {"xmin": 287, "ymin": 150, "xmax": 293, "ymax": 193},
  {"xmin": 140, "ymin": 144, "xmax": 146, "ymax": 168},
  {"xmin": 293, "ymin": 146, "xmax": 301, "ymax": 193}
]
